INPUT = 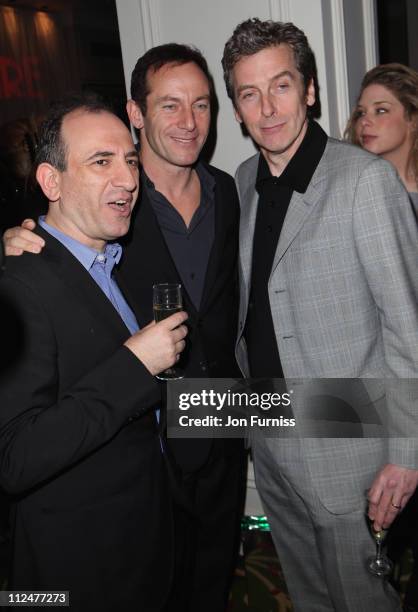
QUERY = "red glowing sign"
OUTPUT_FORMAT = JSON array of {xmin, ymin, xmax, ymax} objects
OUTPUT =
[{"xmin": 0, "ymin": 55, "xmax": 42, "ymax": 99}]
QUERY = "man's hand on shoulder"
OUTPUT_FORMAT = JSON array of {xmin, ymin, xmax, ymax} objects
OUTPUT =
[
  {"xmin": 368, "ymin": 463, "xmax": 418, "ymax": 531},
  {"xmin": 124, "ymin": 311, "xmax": 188, "ymax": 376},
  {"xmin": 3, "ymin": 219, "xmax": 45, "ymax": 256}
]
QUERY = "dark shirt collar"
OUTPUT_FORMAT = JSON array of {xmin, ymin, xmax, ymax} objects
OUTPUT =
[
  {"xmin": 142, "ymin": 161, "xmax": 215, "ymax": 208},
  {"xmin": 256, "ymin": 120, "xmax": 328, "ymax": 195}
]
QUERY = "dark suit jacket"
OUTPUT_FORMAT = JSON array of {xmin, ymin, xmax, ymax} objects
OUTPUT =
[
  {"xmin": 0, "ymin": 228, "xmax": 173, "ymax": 611},
  {"xmin": 120, "ymin": 163, "xmax": 241, "ymax": 471}
]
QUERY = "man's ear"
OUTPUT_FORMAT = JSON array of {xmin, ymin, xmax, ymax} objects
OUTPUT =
[
  {"xmin": 306, "ymin": 78, "xmax": 316, "ymax": 108},
  {"xmin": 126, "ymin": 99, "xmax": 144, "ymax": 130},
  {"xmin": 233, "ymin": 105, "xmax": 243, "ymax": 124},
  {"xmin": 36, "ymin": 163, "xmax": 61, "ymax": 202}
]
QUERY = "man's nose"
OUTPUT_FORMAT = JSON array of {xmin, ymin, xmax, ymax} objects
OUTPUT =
[
  {"xmin": 113, "ymin": 160, "xmax": 138, "ymax": 192},
  {"xmin": 261, "ymin": 92, "xmax": 275, "ymax": 118},
  {"xmin": 178, "ymin": 106, "xmax": 197, "ymax": 131}
]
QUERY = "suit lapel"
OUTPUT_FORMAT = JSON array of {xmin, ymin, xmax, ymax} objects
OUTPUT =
[
  {"xmin": 113, "ymin": 268, "xmax": 142, "ymax": 330},
  {"xmin": 271, "ymin": 182, "xmax": 322, "ymax": 271},
  {"xmin": 199, "ymin": 174, "xmax": 225, "ymax": 313},
  {"xmin": 270, "ymin": 143, "xmax": 329, "ymax": 274},
  {"xmin": 239, "ymin": 173, "xmax": 259, "ymax": 298},
  {"xmin": 37, "ymin": 227, "xmax": 132, "ymax": 342},
  {"xmin": 134, "ymin": 190, "xmax": 180, "ymax": 283}
]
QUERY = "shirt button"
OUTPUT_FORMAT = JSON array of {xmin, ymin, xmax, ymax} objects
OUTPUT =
[
  {"xmin": 96, "ymin": 254, "xmax": 106, "ymax": 263},
  {"xmin": 267, "ymin": 225, "xmax": 273, "ymax": 232}
]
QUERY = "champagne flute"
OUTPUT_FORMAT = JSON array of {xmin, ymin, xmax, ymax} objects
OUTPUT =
[
  {"xmin": 153, "ymin": 283, "xmax": 184, "ymax": 381},
  {"xmin": 366, "ymin": 518, "xmax": 393, "ymax": 577}
]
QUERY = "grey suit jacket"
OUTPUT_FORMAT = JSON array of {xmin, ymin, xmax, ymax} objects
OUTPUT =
[{"xmin": 235, "ymin": 136, "xmax": 418, "ymax": 513}]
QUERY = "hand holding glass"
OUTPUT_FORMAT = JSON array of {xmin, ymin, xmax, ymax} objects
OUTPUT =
[
  {"xmin": 366, "ymin": 518, "xmax": 393, "ymax": 577},
  {"xmin": 153, "ymin": 283, "xmax": 184, "ymax": 380}
]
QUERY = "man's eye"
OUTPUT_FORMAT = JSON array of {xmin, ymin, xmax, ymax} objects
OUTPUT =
[
  {"xmin": 195, "ymin": 103, "xmax": 209, "ymax": 111},
  {"xmin": 95, "ymin": 159, "xmax": 108, "ymax": 166},
  {"xmin": 163, "ymin": 104, "xmax": 176, "ymax": 111},
  {"xmin": 277, "ymin": 82, "xmax": 289, "ymax": 91},
  {"xmin": 241, "ymin": 91, "xmax": 255, "ymax": 101},
  {"xmin": 127, "ymin": 158, "xmax": 139, "ymax": 167}
]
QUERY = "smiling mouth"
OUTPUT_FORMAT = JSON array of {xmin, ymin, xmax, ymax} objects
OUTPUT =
[{"xmin": 171, "ymin": 136, "xmax": 198, "ymax": 144}]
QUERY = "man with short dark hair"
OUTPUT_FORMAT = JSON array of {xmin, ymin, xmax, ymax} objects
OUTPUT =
[
  {"xmin": 3, "ymin": 46, "xmax": 245, "ymax": 612},
  {"xmin": 0, "ymin": 92, "xmax": 188, "ymax": 611},
  {"xmin": 122, "ymin": 44, "xmax": 245, "ymax": 612},
  {"xmin": 222, "ymin": 18, "xmax": 418, "ymax": 612}
]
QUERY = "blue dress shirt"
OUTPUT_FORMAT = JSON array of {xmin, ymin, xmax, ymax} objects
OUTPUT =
[{"xmin": 38, "ymin": 217, "xmax": 139, "ymax": 335}]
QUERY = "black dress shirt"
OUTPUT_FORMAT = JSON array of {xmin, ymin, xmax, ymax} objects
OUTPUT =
[
  {"xmin": 245, "ymin": 120, "xmax": 328, "ymax": 377},
  {"xmin": 142, "ymin": 163, "xmax": 215, "ymax": 311}
]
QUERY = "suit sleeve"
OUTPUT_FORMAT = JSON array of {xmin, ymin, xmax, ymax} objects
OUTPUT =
[
  {"xmin": 352, "ymin": 157, "xmax": 418, "ymax": 468},
  {"xmin": 0, "ymin": 273, "xmax": 161, "ymax": 495}
]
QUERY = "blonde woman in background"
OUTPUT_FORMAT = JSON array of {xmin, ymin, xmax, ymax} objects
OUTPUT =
[{"xmin": 345, "ymin": 63, "xmax": 418, "ymax": 214}]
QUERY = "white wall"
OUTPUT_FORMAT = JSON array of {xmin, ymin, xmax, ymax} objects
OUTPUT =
[{"xmin": 343, "ymin": 0, "xmax": 378, "ymax": 112}]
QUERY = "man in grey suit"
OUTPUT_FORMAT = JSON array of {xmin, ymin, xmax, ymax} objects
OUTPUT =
[{"xmin": 222, "ymin": 18, "xmax": 418, "ymax": 611}]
